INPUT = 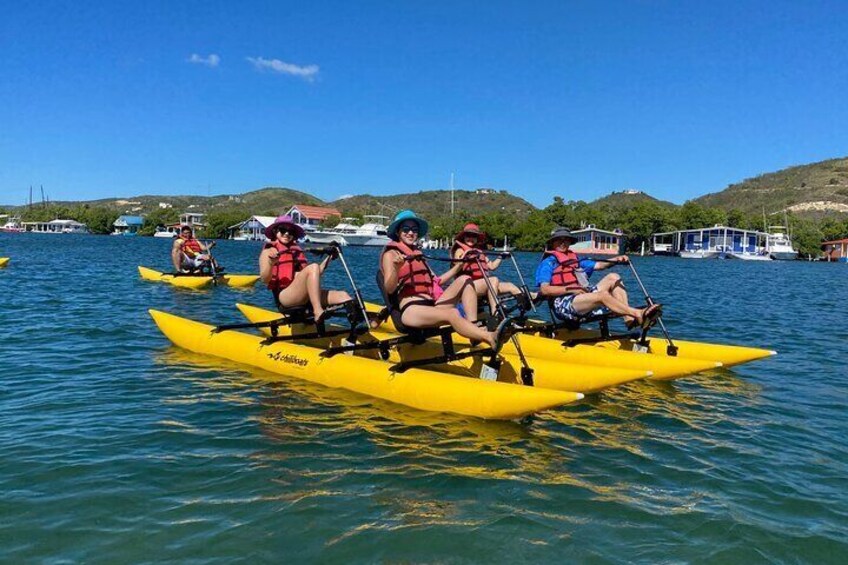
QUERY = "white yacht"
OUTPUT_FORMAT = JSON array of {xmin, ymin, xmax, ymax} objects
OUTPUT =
[
  {"xmin": 344, "ymin": 216, "xmax": 391, "ymax": 246},
  {"xmin": 305, "ymin": 218, "xmax": 359, "ymax": 245},
  {"xmin": 766, "ymin": 227, "xmax": 799, "ymax": 261}
]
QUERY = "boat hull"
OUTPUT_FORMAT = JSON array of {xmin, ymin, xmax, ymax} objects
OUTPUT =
[
  {"xmin": 235, "ymin": 303, "xmax": 651, "ymax": 394},
  {"xmin": 769, "ymin": 251, "xmax": 798, "ymax": 261},
  {"xmin": 306, "ymin": 233, "xmax": 349, "ymax": 245},
  {"xmin": 342, "ymin": 234, "xmax": 391, "ymax": 246},
  {"xmin": 728, "ymin": 252, "xmax": 772, "ymax": 261},
  {"xmin": 0, "ymin": 257, "xmax": 9, "ymax": 268},
  {"xmin": 149, "ymin": 310, "xmax": 582, "ymax": 419},
  {"xmin": 138, "ymin": 266, "xmax": 259, "ymax": 289},
  {"xmin": 679, "ymin": 250, "xmax": 719, "ymax": 259},
  {"xmin": 355, "ymin": 302, "xmax": 777, "ymax": 376}
]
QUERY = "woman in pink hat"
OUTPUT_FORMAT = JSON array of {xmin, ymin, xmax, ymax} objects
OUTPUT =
[
  {"xmin": 259, "ymin": 215, "xmax": 351, "ymax": 319},
  {"xmin": 449, "ymin": 223, "xmax": 524, "ymax": 316}
]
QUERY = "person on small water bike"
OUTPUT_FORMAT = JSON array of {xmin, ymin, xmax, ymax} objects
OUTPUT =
[
  {"xmin": 535, "ymin": 227, "xmax": 661, "ymax": 328},
  {"xmin": 172, "ymin": 225, "xmax": 220, "ymax": 274},
  {"xmin": 448, "ymin": 223, "xmax": 525, "ymax": 315},
  {"xmin": 379, "ymin": 210, "xmax": 513, "ymax": 351},
  {"xmin": 259, "ymin": 215, "xmax": 351, "ymax": 321}
]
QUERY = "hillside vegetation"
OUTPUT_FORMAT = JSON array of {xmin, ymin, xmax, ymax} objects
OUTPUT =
[
  {"xmin": 590, "ymin": 191, "xmax": 676, "ymax": 211},
  {"xmin": 332, "ymin": 190, "xmax": 535, "ymax": 219},
  {"xmin": 6, "ymin": 157, "xmax": 848, "ymax": 256},
  {"xmin": 695, "ymin": 157, "xmax": 848, "ymax": 215}
]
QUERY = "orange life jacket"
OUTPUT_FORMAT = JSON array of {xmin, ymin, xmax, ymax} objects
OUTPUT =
[
  {"xmin": 543, "ymin": 249, "xmax": 586, "ymax": 290},
  {"xmin": 268, "ymin": 241, "xmax": 308, "ymax": 292},
  {"xmin": 179, "ymin": 237, "xmax": 203, "ymax": 258},
  {"xmin": 451, "ymin": 240, "xmax": 488, "ymax": 280},
  {"xmin": 382, "ymin": 241, "xmax": 434, "ymax": 299}
]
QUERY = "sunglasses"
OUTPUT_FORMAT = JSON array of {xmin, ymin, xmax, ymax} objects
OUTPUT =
[
  {"xmin": 276, "ymin": 227, "xmax": 297, "ymax": 236},
  {"xmin": 400, "ymin": 225, "xmax": 419, "ymax": 234}
]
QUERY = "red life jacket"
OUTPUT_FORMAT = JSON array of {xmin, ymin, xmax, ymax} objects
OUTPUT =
[
  {"xmin": 180, "ymin": 237, "xmax": 203, "ymax": 258},
  {"xmin": 543, "ymin": 249, "xmax": 585, "ymax": 290},
  {"xmin": 382, "ymin": 241, "xmax": 434, "ymax": 299},
  {"xmin": 451, "ymin": 240, "xmax": 488, "ymax": 280},
  {"xmin": 268, "ymin": 241, "xmax": 308, "ymax": 292}
]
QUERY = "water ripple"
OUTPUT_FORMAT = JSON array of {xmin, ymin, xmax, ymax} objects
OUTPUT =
[{"xmin": 1, "ymin": 234, "xmax": 847, "ymax": 561}]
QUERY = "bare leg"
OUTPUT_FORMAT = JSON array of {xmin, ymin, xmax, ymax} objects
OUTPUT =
[
  {"xmin": 571, "ymin": 290, "xmax": 644, "ymax": 321},
  {"xmin": 472, "ymin": 277, "xmax": 499, "ymax": 314},
  {"xmin": 278, "ymin": 264, "xmax": 326, "ymax": 318},
  {"xmin": 401, "ymin": 304, "xmax": 495, "ymax": 347},
  {"xmin": 460, "ymin": 280, "xmax": 480, "ymax": 323},
  {"xmin": 595, "ymin": 274, "xmax": 633, "ymax": 323},
  {"xmin": 435, "ymin": 275, "xmax": 480, "ymax": 321}
]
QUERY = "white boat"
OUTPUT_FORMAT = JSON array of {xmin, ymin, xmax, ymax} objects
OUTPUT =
[
  {"xmin": 766, "ymin": 227, "xmax": 799, "ymax": 261},
  {"xmin": 305, "ymin": 218, "xmax": 359, "ymax": 245},
  {"xmin": 728, "ymin": 251, "xmax": 772, "ymax": 261},
  {"xmin": 0, "ymin": 215, "xmax": 24, "ymax": 233},
  {"xmin": 337, "ymin": 215, "xmax": 391, "ymax": 246},
  {"xmin": 154, "ymin": 226, "xmax": 179, "ymax": 238},
  {"xmin": 497, "ymin": 234, "xmax": 515, "ymax": 252},
  {"xmin": 679, "ymin": 249, "xmax": 720, "ymax": 259}
]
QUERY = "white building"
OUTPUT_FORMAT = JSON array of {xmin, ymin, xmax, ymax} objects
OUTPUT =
[{"xmin": 23, "ymin": 219, "xmax": 90, "ymax": 234}]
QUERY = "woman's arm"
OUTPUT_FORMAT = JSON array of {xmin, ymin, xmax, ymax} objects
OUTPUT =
[
  {"xmin": 258, "ymin": 247, "xmax": 277, "ymax": 285},
  {"xmin": 381, "ymin": 251, "xmax": 402, "ymax": 295}
]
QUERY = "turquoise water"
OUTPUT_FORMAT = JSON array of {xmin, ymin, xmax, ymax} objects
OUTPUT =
[{"xmin": 1, "ymin": 233, "xmax": 846, "ymax": 562}]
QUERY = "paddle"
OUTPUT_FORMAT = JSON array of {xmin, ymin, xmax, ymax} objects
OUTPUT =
[{"xmin": 627, "ymin": 260, "xmax": 678, "ymax": 356}]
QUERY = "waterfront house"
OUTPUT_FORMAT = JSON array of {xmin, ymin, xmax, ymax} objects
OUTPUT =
[
  {"xmin": 570, "ymin": 225, "xmax": 624, "ymax": 256},
  {"xmin": 112, "ymin": 215, "xmax": 144, "ymax": 236},
  {"xmin": 821, "ymin": 239, "xmax": 848, "ymax": 262},
  {"xmin": 285, "ymin": 205, "xmax": 341, "ymax": 232},
  {"xmin": 180, "ymin": 212, "xmax": 206, "ymax": 230},
  {"xmin": 227, "ymin": 215, "xmax": 277, "ymax": 241},
  {"xmin": 23, "ymin": 219, "xmax": 89, "ymax": 234}
]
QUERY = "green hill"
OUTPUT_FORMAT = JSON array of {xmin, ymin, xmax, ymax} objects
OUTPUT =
[
  {"xmin": 17, "ymin": 186, "xmax": 325, "ymax": 216},
  {"xmin": 694, "ymin": 157, "xmax": 848, "ymax": 215},
  {"xmin": 590, "ymin": 190, "xmax": 677, "ymax": 211},
  {"xmin": 331, "ymin": 189, "xmax": 536, "ymax": 220}
]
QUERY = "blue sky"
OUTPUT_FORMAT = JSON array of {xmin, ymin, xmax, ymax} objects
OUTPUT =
[{"xmin": 1, "ymin": 1, "xmax": 846, "ymax": 207}]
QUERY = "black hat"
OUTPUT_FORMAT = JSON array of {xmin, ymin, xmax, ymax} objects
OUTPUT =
[{"xmin": 546, "ymin": 227, "xmax": 578, "ymax": 249}]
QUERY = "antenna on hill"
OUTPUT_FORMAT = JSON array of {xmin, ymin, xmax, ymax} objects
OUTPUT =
[
  {"xmin": 450, "ymin": 172, "xmax": 456, "ymax": 216},
  {"xmin": 41, "ymin": 185, "xmax": 46, "ymax": 206},
  {"xmin": 29, "ymin": 185, "xmax": 33, "ymax": 208}
]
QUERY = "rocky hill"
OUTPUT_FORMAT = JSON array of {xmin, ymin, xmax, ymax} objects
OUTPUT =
[{"xmin": 695, "ymin": 157, "xmax": 848, "ymax": 215}]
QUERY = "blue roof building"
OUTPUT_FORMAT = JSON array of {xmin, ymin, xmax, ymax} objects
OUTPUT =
[{"xmin": 113, "ymin": 215, "xmax": 145, "ymax": 236}]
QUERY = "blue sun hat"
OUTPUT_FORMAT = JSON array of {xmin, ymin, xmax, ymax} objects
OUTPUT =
[{"xmin": 387, "ymin": 210, "xmax": 429, "ymax": 241}]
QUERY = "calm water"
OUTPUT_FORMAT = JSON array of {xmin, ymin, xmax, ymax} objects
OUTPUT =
[{"xmin": 1, "ymin": 233, "xmax": 846, "ymax": 562}]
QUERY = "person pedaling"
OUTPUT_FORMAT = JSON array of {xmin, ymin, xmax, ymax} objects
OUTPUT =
[
  {"xmin": 172, "ymin": 225, "xmax": 220, "ymax": 274},
  {"xmin": 259, "ymin": 215, "xmax": 351, "ymax": 323},
  {"xmin": 535, "ymin": 227, "xmax": 662, "ymax": 329},
  {"xmin": 449, "ymin": 223, "xmax": 529, "ymax": 317},
  {"xmin": 379, "ymin": 210, "xmax": 515, "ymax": 353}
]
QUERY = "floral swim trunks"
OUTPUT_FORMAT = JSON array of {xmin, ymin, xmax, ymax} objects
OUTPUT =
[{"xmin": 551, "ymin": 285, "xmax": 608, "ymax": 322}]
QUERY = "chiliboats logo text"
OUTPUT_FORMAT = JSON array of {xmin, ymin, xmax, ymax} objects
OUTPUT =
[{"xmin": 267, "ymin": 351, "xmax": 309, "ymax": 367}]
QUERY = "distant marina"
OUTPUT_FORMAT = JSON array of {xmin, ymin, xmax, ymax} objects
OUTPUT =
[{"xmin": 651, "ymin": 224, "xmax": 799, "ymax": 261}]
